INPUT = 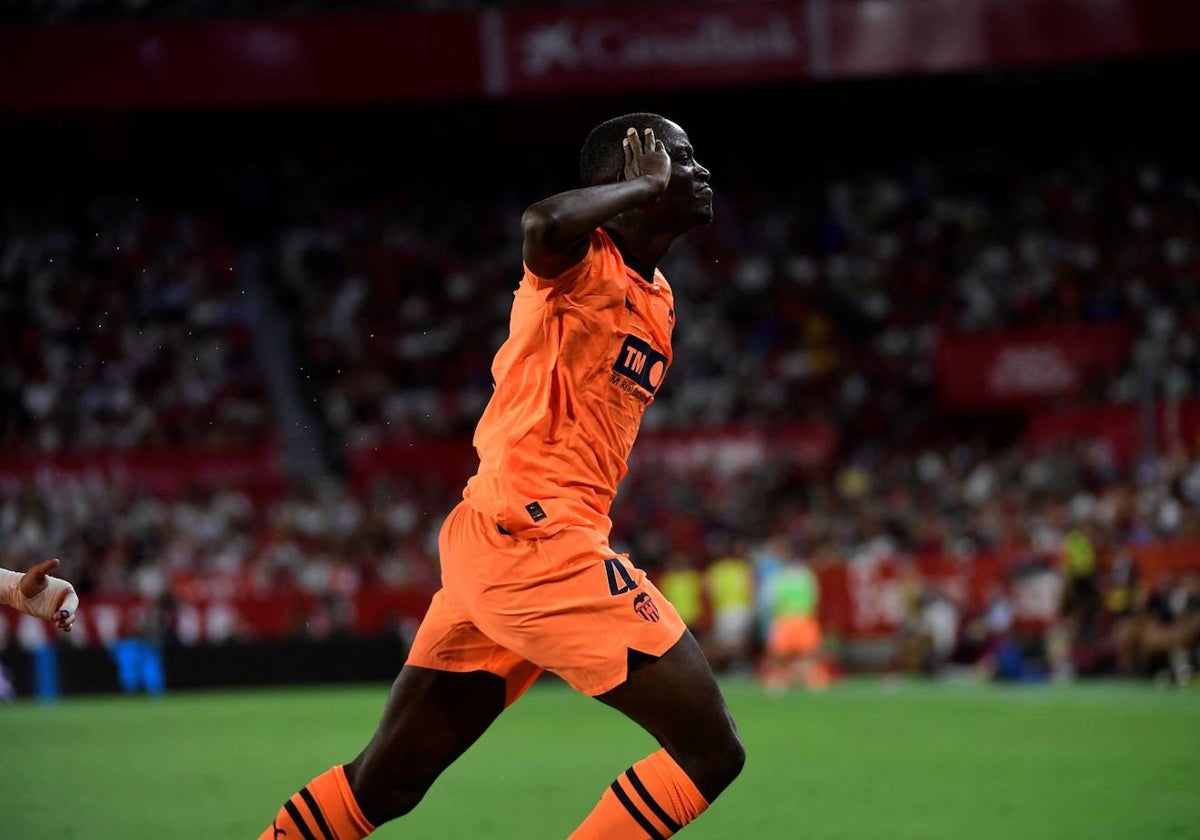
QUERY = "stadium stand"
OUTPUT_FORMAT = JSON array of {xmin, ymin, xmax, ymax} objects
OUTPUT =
[{"xmin": 2, "ymin": 6, "xmax": 1198, "ymax": 689}]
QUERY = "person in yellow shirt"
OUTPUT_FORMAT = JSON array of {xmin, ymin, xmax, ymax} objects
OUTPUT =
[
  {"xmin": 1048, "ymin": 525, "xmax": 1101, "ymax": 681},
  {"xmin": 703, "ymin": 539, "xmax": 756, "ymax": 674},
  {"xmin": 659, "ymin": 551, "xmax": 706, "ymax": 633}
]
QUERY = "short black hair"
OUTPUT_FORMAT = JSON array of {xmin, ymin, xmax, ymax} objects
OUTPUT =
[{"xmin": 579, "ymin": 112, "xmax": 674, "ymax": 187}]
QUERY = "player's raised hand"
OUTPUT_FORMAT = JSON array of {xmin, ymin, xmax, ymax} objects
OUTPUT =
[
  {"xmin": 19, "ymin": 558, "xmax": 79, "ymax": 632},
  {"xmin": 622, "ymin": 126, "xmax": 671, "ymax": 192}
]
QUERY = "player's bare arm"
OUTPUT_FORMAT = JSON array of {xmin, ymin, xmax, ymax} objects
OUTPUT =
[{"xmin": 522, "ymin": 126, "xmax": 671, "ymax": 279}]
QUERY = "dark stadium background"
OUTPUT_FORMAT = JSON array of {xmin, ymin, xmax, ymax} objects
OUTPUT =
[{"xmin": 1, "ymin": 3, "xmax": 1199, "ymax": 838}]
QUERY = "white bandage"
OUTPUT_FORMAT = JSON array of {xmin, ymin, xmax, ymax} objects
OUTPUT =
[{"xmin": 0, "ymin": 567, "xmax": 79, "ymax": 623}]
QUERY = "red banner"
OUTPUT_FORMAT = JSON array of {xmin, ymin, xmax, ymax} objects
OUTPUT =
[
  {"xmin": 5, "ymin": 538, "xmax": 1197, "ymax": 649},
  {"xmin": 484, "ymin": 1, "xmax": 809, "ymax": 97},
  {"xmin": 932, "ymin": 323, "xmax": 1134, "ymax": 411},
  {"xmin": 4, "ymin": 0, "xmax": 1200, "ymax": 110},
  {"xmin": 815, "ymin": 538, "xmax": 1200, "ymax": 640},
  {"xmin": 0, "ymin": 423, "xmax": 835, "ymax": 504},
  {"xmin": 0, "ymin": 11, "xmax": 482, "ymax": 110},
  {"xmin": 0, "ymin": 587, "xmax": 436, "ymax": 650},
  {"xmin": 0, "ymin": 440, "xmax": 286, "ymax": 501},
  {"xmin": 343, "ymin": 422, "xmax": 840, "ymax": 497},
  {"xmin": 815, "ymin": 550, "xmax": 1063, "ymax": 639},
  {"xmin": 1127, "ymin": 539, "xmax": 1200, "ymax": 589},
  {"xmin": 827, "ymin": 0, "xmax": 1146, "ymax": 78},
  {"xmin": 1027, "ymin": 399, "xmax": 1200, "ymax": 467},
  {"xmin": 344, "ymin": 436, "xmax": 477, "ymax": 499},
  {"xmin": 632, "ymin": 422, "xmax": 838, "ymax": 473}
]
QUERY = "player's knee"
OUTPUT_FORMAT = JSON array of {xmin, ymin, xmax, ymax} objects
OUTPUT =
[
  {"xmin": 681, "ymin": 718, "xmax": 745, "ymax": 799},
  {"xmin": 714, "ymin": 725, "xmax": 747, "ymax": 789}
]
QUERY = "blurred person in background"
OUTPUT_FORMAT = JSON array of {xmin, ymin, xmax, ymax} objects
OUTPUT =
[
  {"xmin": 759, "ymin": 554, "xmax": 830, "ymax": 692},
  {"xmin": 962, "ymin": 580, "xmax": 1012, "ymax": 667},
  {"xmin": 702, "ymin": 535, "xmax": 756, "ymax": 675},
  {"xmin": 750, "ymin": 535, "xmax": 788, "ymax": 652},
  {"xmin": 1048, "ymin": 524, "xmax": 1104, "ymax": 679},
  {"xmin": 1137, "ymin": 571, "xmax": 1200, "ymax": 686},
  {"xmin": 897, "ymin": 569, "xmax": 962, "ymax": 678},
  {"xmin": 971, "ymin": 577, "xmax": 1048, "ymax": 683},
  {"xmin": 1106, "ymin": 552, "xmax": 1145, "ymax": 677},
  {"xmin": 658, "ymin": 550, "xmax": 706, "ymax": 635}
]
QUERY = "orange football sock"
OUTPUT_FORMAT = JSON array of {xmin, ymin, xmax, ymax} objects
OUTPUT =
[
  {"xmin": 568, "ymin": 749, "xmax": 709, "ymax": 839},
  {"xmin": 258, "ymin": 765, "xmax": 374, "ymax": 840}
]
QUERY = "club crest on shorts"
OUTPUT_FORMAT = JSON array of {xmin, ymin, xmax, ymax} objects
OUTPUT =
[{"xmin": 633, "ymin": 592, "xmax": 660, "ymax": 622}]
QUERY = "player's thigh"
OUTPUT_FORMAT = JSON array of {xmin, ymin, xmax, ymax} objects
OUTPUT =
[
  {"xmin": 347, "ymin": 665, "xmax": 506, "ymax": 793},
  {"xmin": 406, "ymin": 588, "xmax": 544, "ymax": 707},
  {"xmin": 346, "ymin": 589, "xmax": 542, "ymax": 810},
  {"xmin": 595, "ymin": 629, "xmax": 745, "ymax": 802}
]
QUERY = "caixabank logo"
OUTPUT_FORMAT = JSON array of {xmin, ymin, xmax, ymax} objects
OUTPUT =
[{"xmin": 610, "ymin": 335, "xmax": 668, "ymax": 404}]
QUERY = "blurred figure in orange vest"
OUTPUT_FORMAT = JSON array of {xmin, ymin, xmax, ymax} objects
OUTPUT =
[{"xmin": 760, "ymin": 554, "xmax": 831, "ymax": 692}]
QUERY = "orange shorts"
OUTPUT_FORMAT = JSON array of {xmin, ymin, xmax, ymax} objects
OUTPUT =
[
  {"xmin": 767, "ymin": 615, "xmax": 822, "ymax": 657},
  {"xmin": 405, "ymin": 500, "xmax": 687, "ymax": 700}
]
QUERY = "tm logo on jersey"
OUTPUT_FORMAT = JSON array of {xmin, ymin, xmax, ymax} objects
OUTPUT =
[{"xmin": 610, "ymin": 335, "xmax": 668, "ymax": 402}]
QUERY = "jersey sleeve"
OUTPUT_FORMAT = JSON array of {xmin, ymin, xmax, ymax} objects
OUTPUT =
[{"xmin": 523, "ymin": 230, "xmax": 614, "ymax": 302}]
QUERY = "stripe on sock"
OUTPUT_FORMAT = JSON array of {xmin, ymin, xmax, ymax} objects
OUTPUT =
[
  {"xmin": 609, "ymin": 780, "xmax": 666, "ymax": 840},
  {"xmin": 283, "ymin": 799, "xmax": 318, "ymax": 840},
  {"xmin": 298, "ymin": 787, "xmax": 336, "ymax": 840},
  {"xmin": 624, "ymin": 768, "xmax": 682, "ymax": 833}
]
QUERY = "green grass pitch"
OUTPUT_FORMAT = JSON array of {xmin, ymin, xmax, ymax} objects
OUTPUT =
[{"xmin": 1, "ymin": 676, "xmax": 1198, "ymax": 839}]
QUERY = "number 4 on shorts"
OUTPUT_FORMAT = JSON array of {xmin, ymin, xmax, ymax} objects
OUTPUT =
[{"xmin": 604, "ymin": 557, "xmax": 637, "ymax": 596}]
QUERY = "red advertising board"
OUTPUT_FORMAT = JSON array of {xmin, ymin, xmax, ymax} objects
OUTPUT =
[
  {"xmin": 827, "ymin": 0, "xmax": 1145, "ymax": 78},
  {"xmin": 815, "ymin": 550, "xmax": 1063, "ymax": 639},
  {"xmin": 631, "ymin": 422, "xmax": 839, "ymax": 473},
  {"xmin": 6, "ymin": 0, "xmax": 1198, "ymax": 110},
  {"xmin": 0, "ymin": 11, "xmax": 483, "ymax": 110},
  {"xmin": 342, "ymin": 422, "xmax": 840, "ymax": 498},
  {"xmin": 345, "ymin": 435, "xmax": 478, "ymax": 498},
  {"xmin": 0, "ymin": 588, "xmax": 436, "ymax": 650},
  {"xmin": 0, "ymin": 440, "xmax": 286, "ymax": 501},
  {"xmin": 483, "ymin": 1, "xmax": 810, "ymax": 98},
  {"xmin": 932, "ymin": 323, "xmax": 1134, "ymax": 412},
  {"xmin": 816, "ymin": 538, "xmax": 1200, "ymax": 641},
  {"xmin": 1027, "ymin": 399, "xmax": 1200, "ymax": 467},
  {"xmin": 7, "ymin": 537, "xmax": 1196, "ymax": 650}
]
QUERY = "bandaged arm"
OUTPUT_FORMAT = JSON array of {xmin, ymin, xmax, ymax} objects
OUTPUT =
[{"xmin": 0, "ymin": 565, "xmax": 79, "ymax": 630}]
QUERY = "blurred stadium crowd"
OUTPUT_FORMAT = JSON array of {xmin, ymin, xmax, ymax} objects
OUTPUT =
[
  {"xmin": 2, "ymin": 80, "xmax": 1199, "ymax": 686},
  {"xmin": 7, "ymin": 153, "xmax": 1198, "ymax": 447}
]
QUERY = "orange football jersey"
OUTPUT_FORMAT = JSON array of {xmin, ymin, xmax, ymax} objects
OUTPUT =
[{"xmin": 463, "ymin": 228, "xmax": 675, "ymax": 540}]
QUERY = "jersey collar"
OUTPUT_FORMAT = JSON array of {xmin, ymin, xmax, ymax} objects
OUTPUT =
[{"xmin": 604, "ymin": 229, "xmax": 658, "ymax": 289}]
